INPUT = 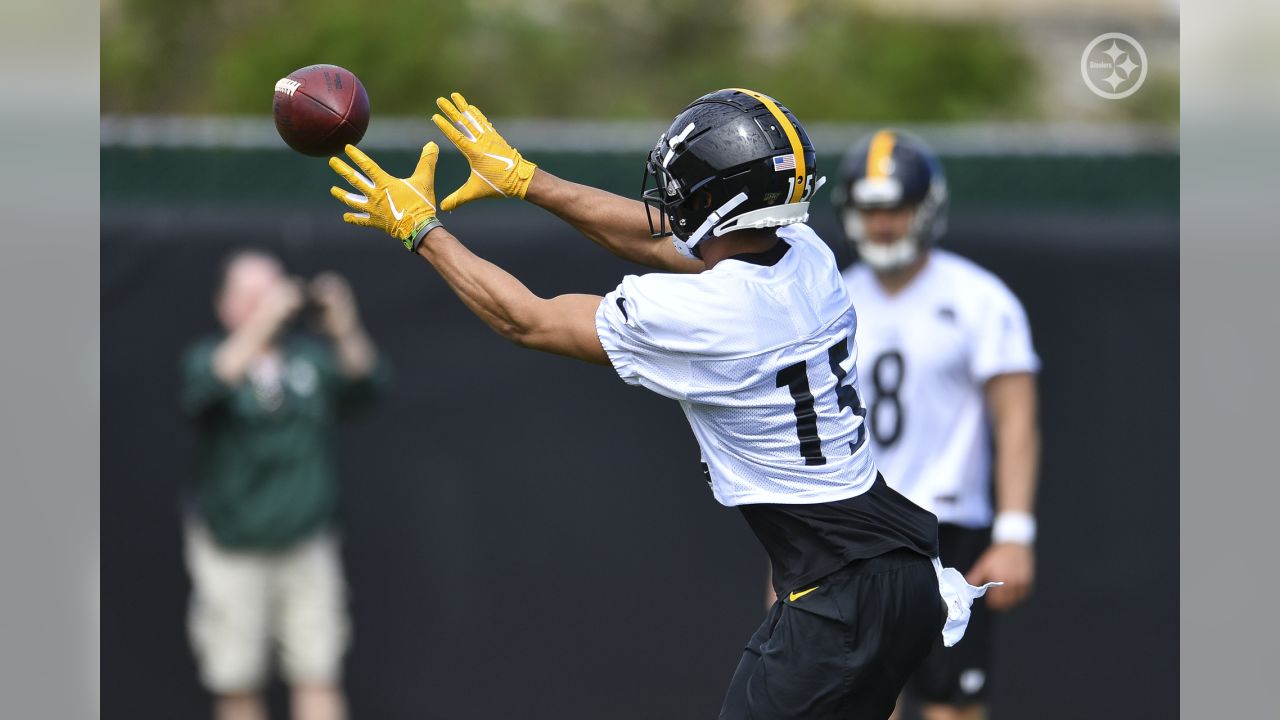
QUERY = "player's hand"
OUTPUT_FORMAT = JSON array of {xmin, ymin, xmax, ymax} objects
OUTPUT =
[
  {"xmin": 965, "ymin": 542, "xmax": 1034, "ymax": 611},
  {"xmin": 431, "ymin": 92, "xmax": 537, "ymax": 211},
  {"xmin": 329, "ymin": 142, "xmax": 441, "ymax": 251}
]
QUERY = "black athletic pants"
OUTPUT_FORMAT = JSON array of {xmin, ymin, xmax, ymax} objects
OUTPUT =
[{"xmin": 719, "ymin": 549, "xmax": 944, "ymax": 720}]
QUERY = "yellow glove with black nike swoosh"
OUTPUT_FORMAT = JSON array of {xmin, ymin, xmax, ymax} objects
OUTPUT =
[
  {"xmin": 431, "ymin": 92, "xmax": 537, "ymax": 211},
  {"xmin": 328, "ymin": 142, "xmax": 443, "ymax": 252}
]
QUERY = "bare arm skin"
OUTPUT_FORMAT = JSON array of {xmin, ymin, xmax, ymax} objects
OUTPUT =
[
  {"xmin": 988, "ymin": 372, "xmax": 1040, "ymax": 516},
  {"xmin": 414, "ymin": 226, "xmax": 610, "ymax": 365},
  {"xmin": 523, "ymin": 169, "xmax": 705, "ymax": 274},
  {"xmin": 966, "ymin": 371, "xmax": 1040, "ymax": 610}
]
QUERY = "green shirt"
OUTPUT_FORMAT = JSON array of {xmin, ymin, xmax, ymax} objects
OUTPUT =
[{"xmin": 181, "ymin": 334, "xmax": 384, "ymax": 549}]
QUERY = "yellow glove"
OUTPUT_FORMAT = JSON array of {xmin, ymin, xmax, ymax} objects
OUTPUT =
[
  {"xmin": 328, "ymin": 143, "xmax": 443, "ymax": 252},
  {"xmin": 431, "ymin": 92, "xmax": 537, "ymax": 211}
]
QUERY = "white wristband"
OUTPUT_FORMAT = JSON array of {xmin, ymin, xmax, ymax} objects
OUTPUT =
[{"xmin": 992, "ymin": 512, "xmax": 1036, "ymax": 545}]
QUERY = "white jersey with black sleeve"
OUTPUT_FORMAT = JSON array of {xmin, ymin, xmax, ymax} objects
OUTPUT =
[
  {"xmin": 594, "ymin": 223, "xmax": 878, "ymax": 507},
  {"xmin": 842, "ymin": 249, "xmax": 1040, "ymax": 528}
]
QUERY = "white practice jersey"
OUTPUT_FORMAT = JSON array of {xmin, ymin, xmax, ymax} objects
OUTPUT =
[
  {"xmin": 595, "ymin": 224, "xmax": 878, "ymax": 507},
  {"xmin": 842, "ymin": 249, "xmax": 1039, "ymax": 527}
]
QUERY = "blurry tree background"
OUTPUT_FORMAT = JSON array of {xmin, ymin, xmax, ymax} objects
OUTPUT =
[{"xmin": 102, "ymin": 0, "xmax": 1051, "ymax": 120}]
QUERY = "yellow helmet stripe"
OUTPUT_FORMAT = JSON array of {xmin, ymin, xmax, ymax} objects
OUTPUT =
[
  {"xmin": 730, "ymin": 88, "xmax": 807, "ymax": 203},
  {"xmin": 866, "ymin": 130, "xmax": 897, "ymax": 180}
]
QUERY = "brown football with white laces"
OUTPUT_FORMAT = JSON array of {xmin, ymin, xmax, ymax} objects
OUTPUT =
[{"xmin": 272, "ymin": 64, "xmax": 370, "ymax": 157}]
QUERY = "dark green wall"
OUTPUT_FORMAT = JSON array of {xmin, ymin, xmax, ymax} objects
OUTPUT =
[{"xmin": 102, "ymin": 149, "xmax": 1177, "ymax": 216}]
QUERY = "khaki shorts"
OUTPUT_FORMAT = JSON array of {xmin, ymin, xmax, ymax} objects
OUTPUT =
[{"xmin": 185, "ymin": 522, "xmax": 350, "ymax": 693}]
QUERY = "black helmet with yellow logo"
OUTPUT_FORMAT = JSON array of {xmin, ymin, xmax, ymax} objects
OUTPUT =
[
  {"xmin": 832, "ymin": 130, "xmax": 948, "ymax": 272},
  {"xmin": 642, "ymin": 89, "xmax": 823, "ymax": 259}
]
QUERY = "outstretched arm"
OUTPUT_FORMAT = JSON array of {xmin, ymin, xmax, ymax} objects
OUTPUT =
[
  {"xmin": 431, "ymin": 92, "xmax": 703, "ymax": 274},
  {"xmin": 415, "ymin": 227, "xmax": 608, "ymax": 364},
  {"xmin": 524, "ymin": 169, "xmax": 704, "ymax": 274},
  {"xmin": 327, "ymin": 142, "xmax": 608, "ymax": 365}
]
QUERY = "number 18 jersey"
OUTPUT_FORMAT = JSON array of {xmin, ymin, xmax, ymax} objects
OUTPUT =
[
  {"xmin": 594, "ymin": 223, "xmax": 878, "ymax": 507},
  {"xmin": 842, "ymin": 249, "xmax": 1040, "ymax": 527}
]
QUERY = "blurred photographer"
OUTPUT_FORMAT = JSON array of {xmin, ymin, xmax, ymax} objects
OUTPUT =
[{"xmin": 180, "ymin": 249, "xmax": 384, "ymax": 720}]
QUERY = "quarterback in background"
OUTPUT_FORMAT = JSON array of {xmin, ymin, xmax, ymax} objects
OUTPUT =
[{"xmin": 833, "ymin": 130, "xmax": 1041, "ymax": 720}]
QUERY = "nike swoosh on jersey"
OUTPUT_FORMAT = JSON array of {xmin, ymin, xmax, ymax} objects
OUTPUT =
[
  {"xmin": 483, "ymin": 152, "xmax": 516, "ymax": 171},
  {"xmin": 788, "ymin": 586, "xmax": 819, "ymax": 602},
  {"xmin": 386, "ymin": 190, "xmax": 405, "ymax": 220}
]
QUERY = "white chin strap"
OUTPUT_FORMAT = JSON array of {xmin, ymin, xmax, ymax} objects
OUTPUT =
[
  {"xmin": 715, "ymin": 202, "xmax": 810, "ymax": 236},
  {"xmin": 673, "ymin": 194, "xmax": 812, "ymax": 259},
  {"xmin": 856, "ymin": 236, "xmax": 919, "ymax": 273}
]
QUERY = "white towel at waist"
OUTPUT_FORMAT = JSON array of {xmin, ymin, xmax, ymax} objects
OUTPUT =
[{"xmin": 933, "ymin": 557, "xmax": 1002, "ymax": 647}]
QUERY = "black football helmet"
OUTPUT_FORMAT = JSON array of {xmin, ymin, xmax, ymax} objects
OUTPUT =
[
  {"xmin": 831, "ymin": 129, "xmax": 948, "ymax": 273},
  {"xmin": 642, "ymin": 88, "xmax": 824, "ymax": 259}
]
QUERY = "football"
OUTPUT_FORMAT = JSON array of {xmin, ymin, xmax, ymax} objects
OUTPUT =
[{"xmin": 272, "ymin": 64, "xmax": 370, "ymax": 157}]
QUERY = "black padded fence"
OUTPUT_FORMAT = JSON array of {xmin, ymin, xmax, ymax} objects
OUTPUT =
[{"xmin": 103, "ymin": 150, "xmax": 1177, "ymax": 719}]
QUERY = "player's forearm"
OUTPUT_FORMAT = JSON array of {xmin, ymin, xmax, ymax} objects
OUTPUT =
[
  {"xmin": 524, "ymin": 170, "xmax": 702, "ymax": 273},
  {"xmin": 989, "ymin": 374, "xmax": 1040, "ymax": 516},
  {"xmin": 994, "ymin": 415, "xmax": 1039, "ymax": 515},
  {"xmin": 415, "ymin": 227, "xmax": 547, "ymax": 343}
]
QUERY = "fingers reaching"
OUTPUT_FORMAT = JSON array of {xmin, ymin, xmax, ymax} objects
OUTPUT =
[
  {"xmin": 329, "ymin": 186, "xmax": 368, "ymax": 212},
  {"xmin": 329, "ymin": 156, "xmax": 375, "ymax": 193},
  {"xmin": 343, "ymin": 145, "xmax": 387, "ymax": 184},
  {"xmin": 432, "ymin": 113, "xmax": 470, "ymax": 148},
  {"xmin": 467, "ymin": 100, "xmax": 493, "ymax": 131},
  {"xmin": 342, "ymin": 212, "xmax": 373, "ymax": 228},
  {"xmin": 327, "ymin": 159, "xmax": 375, "ymax": 227},
  {"xmin": 435, "ymin": 95, "xmax": 463, "ymax": 123},
  {"xmin": 435, "ymin": 96, "xmax": 475, "ymax": 141},
  {"xmin": 412, "ymin": 141, "xmax": 440, "ymax": 182},
  {"xmin": 450, "ymin": 92, "xmax": 487, "ymax": 137},
  {"xmin": 430, "ymin": 92, "xmax": 524, "ymax": 210}
]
